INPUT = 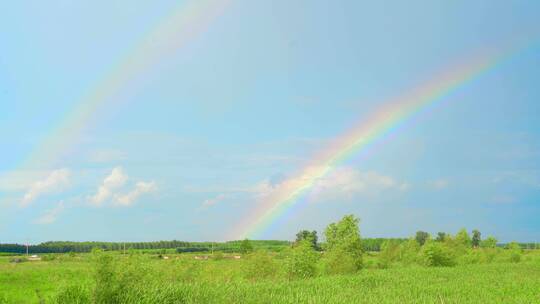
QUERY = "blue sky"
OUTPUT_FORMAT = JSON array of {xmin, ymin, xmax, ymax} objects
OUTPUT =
[{"xmin": 1, "ymin": 0, "xmax": 539, "ymax": 243}]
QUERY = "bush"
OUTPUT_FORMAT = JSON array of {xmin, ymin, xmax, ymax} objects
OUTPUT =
[
  {"xmin": 421, "ymin": 242, "xmax": 456, "ymax": 267},
  {"xmin": 459, "ymin": 249, "xmax": 483, "ymax": 265},
  {"xmin": 322, "ymin": 247, "xmax": 359, "ymax": 275},
  {"xmin": 398, "ymin": 238, "xmax": 420, "ymax": 265},
  {"xmin": 42, "ymin": 254, "xmax": 56, "ymax": 261},
  {"xmin": 285, "ymin": 241, "xmax": 319, "ymax": 279},
  {"xmin": 506, "ymin": 242, "xmax": 522, "ymax": 263},
  {"xmin": 9, "ymin": 257, "xmax": 27, "ymax": 263},
  {"xmin": 378, "ymin": 240, "xmax": 401, "ymax": 268}
]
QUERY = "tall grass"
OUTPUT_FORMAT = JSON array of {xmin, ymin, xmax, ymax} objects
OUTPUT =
[{"xmin": 0, "ymin": 249, "xmax": 539, "ymax": 303}]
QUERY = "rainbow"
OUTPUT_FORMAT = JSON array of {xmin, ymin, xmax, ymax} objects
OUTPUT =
[
  {"xmin": 231, "ymin": 46, "xmax": 522, "ymax": 240},
  {"xmin": 11, "ymin": 0, "xmax": 230, "ymax": 172}
]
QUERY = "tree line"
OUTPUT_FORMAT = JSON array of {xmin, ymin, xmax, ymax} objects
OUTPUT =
[
  {"xmin": 0, "ymin": 238, "xmax": 410, "ymax": 254},
  {"xmin": 1, "ymin": 228, "xmax": 537, "ymax": 254}
]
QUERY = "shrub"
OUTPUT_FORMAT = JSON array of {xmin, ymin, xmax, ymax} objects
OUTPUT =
[
  {"xmin": 506, "ymin": 242, "xmax": 522, "ymax": 263},
  {"xmin": 480, "ymin": 236, "xmax": 497, "ymax": 248},
  {"xmin": 378, "ymin": 240, "xmax": 401, "ymax": 268},
  {"xmin": 421, "ymin": 242, "xmax": 456, "ymax": 267},
  {"xmin": 459, "ymin": 249, "xmax": 483, "ymax": 265},
  {"xmin": 398, "ymin": 238, "xmax": 420, "ymax": 265},
  {"xmin": 285, "ymin": 241, "xmax": 319, "ymax": 279},
  {"xmin": 9, "ymin": 257, "xmax": 27, "ymax": 263},
  {"xmin": 42, "ymin": 254, "xmax": 56, "ymax": 261},
  {"xmin": 322, "ymin": 247, "xmax": 359, "ymax": 275}
]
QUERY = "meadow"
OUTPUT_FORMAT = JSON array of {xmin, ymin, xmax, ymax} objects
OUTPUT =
[
  {"xmin": 0, "ymin": 250, "xmax": 539, "ymax": 304},
  {"xmin": 1, "ymin": 215, "xmax": 539, "ymax": 303}
]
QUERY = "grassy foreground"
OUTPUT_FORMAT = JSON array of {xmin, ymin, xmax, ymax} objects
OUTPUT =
[{"xmin": 1, "ymin": 253, "xmax": 539, "ymax": 304}]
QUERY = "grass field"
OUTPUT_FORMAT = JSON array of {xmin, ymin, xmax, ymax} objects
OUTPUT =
[{"xmin": 1, "ymin": 250, "xmax": 539, "ymax": 304}]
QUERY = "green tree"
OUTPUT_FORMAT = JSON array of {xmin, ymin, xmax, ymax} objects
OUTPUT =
[
  {"xmin": 480, "ymin": 236, "xmax": 498, "ymax": 248},
  {"xmin": 239, "ymin": 239, "xmax": 254, "ymax": 254},
  {"xmin": 435, "ymin": 232, "xmax": 447, "ymax": 242},
  {"xmin": 471, "ymin": 230, "xmax": 481, "ymax": 248},
  {"xmin": 415, "ymin": 231, "xmax": 430, "ymax": 246},
  {"xmin": 324, "ymin": 214, "xmax": 363, "ymax": 271},
  {"xmin": 455, "ymin": 228, "xmax": 472, "ymax": 248},
  {"xmin": 295, "ymin": 230, "xmax": 318, "ymax": 250}
]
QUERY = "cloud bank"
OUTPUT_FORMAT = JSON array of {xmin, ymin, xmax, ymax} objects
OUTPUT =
[
  {"xmin": 89, "ymin": 167, "xmax": 156, "ymax": 207},
  {"xmin": 21, "ymin": 169, "xmax": 71, "ymax": 207}
]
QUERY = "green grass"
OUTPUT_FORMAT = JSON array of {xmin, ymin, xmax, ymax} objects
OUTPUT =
[{"xmin": 0, "ymin": 253, "xmax": 539, "ymax": 303}]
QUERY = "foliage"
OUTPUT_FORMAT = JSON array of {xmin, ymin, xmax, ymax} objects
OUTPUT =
[
  {"xmin": 506, "ymin": 242, "xmax": 522, "ymax": 263},
  {"xmin": 436, "ymin": 232, "xmax": 447, "ymax": 242},
  {"xmin": 480, "ymin": 236, "xmax": 498, "ymax": 248},
  {"xmin": 324, "ymin": 214, "xmax": 363, "ymax": 271},
  {"xmin": 285, "ymin": 241, "xmax": 319, "ymax": 279},
  {"xmin": 295, "ymin": 230, "xmax": 318, "ymax": 250},
  {"xmin": 243, "ymin": 251, "xmax": 280, "ymax": 281},
  {"xmin": 415, "ymin": 231, "xmax": 430, "ymax": 246},
  {"xmin": 455, "ymin": 229, "xmax": 472, "ymax": 248},
  {"xmin": 239, "ymin": 239, "xmax": 254, "ymax": 254},
  {"xmin": 378, "ymin": 240, "xmax": 401, "ymax": 268},
  {"xmin": 398, "ymin": 238, "xmax": 421, "ymax": 265},
  {"xmin": 42, "ymin": 254, "xmax": 56, "ymax": 261},
  {"xmin": 472, "ymin": 230, "xmax": 481, "ymax": 248},
  {"xmin": 421, "ymin": 241, "xmax": 456, "ymax": 267},
  {"xmin": 361, "ymin": 238, "xmax": 407, "ymax": 252}
]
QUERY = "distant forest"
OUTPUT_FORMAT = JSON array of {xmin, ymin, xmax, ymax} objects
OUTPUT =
[
  {"xmin": 0, "ymin": 238, "xmax": 407, "ymax": 254},
  {"xmin": 1, "ymin": 238, "xmax": 537, "ymax": 255}
]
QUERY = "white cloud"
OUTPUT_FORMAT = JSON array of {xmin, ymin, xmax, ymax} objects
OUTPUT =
[
  {"xmin": 428, "ymin": 179, "xmax": 449, "ymax": 190},
  {"xmin": 190, "ymin": 167, "xmax": 408, "ymax": 208},
  {"xmin": 21, "ymin": 169, "xmax": 71, "ymax": 207},
  {"xmin": 248, "ymin": 167, "xmax": 408, "ymax": 204},
  {"xmin": 306, "ymin": 168, "xmax": 407, "ymax": 202},
  {"xmin": 114, "ymin": 181, "xmax": 156, "ymax": 206},
  {"xmin": 35, "ymin": 201, "xmax": 65, "ymax": 225},
  {"xmin": 89, "ymin": 167, "xmax": 128, "ymax": 206}
]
